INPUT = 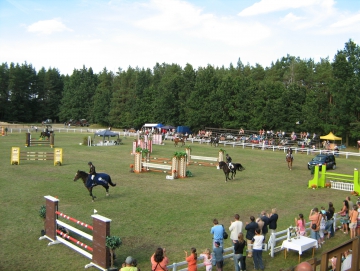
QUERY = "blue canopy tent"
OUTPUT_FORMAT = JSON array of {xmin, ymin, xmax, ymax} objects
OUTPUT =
[{"xmin": 93, "ymin": 130, "xmax": 119, "ymax": 141}]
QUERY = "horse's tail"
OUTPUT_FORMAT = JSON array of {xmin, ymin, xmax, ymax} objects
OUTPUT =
[{"xmin": 108, "ymin": 177, "xmax": 116, "ymax": 187}]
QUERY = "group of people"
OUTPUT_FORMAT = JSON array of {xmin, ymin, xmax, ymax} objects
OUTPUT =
[
  {"xmin": 119, "ymin": 196, "xmax": 360, "ymax": 271},
  {"xmin": 210, "ymin": 210, "xmax": 278, "ymax": 271}
]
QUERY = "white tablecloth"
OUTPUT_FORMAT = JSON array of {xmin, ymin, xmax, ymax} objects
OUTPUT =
[{"xmin": 281, "ymin": 236, "xmax": 318, "ymax": 255}]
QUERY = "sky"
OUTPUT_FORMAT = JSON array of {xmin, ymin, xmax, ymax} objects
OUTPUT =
[{"xmin": 0, "ymin": 0, "xmax": 360, "ymax": 75}]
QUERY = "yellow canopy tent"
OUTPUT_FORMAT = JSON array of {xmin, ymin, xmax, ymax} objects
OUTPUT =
[
  {"xmin": 320, "ymin": 132, "xmax": 342, "ymax": 141},
  {"xmin": 320, "ymin": 132, "xmax": 342, "ymax": 150}
]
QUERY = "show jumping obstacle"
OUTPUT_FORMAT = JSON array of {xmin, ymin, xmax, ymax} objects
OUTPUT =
[
  {"xmin": 185, "ymin": 148, "xmax": 224, "ymax": 167},
  {"xmin": 133, "ymin": 152, "xmax": 187, "ymax": 179},
  {"xmin": 39, "ymin": 195, "xmax": 111, "ymax": 271},
  {"xmin": 10, "ymin": 147, "xmax": 62, "ymax": 165},
  {"xmin": 308, "ymin": 165, "xmax": 360, "ymax": 193},
  {"xmin": 25, "ymin": 132, "xmax": 54, "ymax": 148}
]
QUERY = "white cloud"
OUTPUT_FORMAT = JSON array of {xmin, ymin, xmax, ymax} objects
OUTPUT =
[
  {"xmin": 135, "ymin": 0, "xmax": 212, "ymax": 31},
  {"xmin": 27, "ymin": 19, "xmax": 72, "ymax": 34},
  {"xmin": 238, "ymin": 0, "xmax": 335, "ymax": 17},
  {"xmin": 331, "ymin": 13, "xmax": 360, "ymax": 28},
  {"xmin": 280, "ymin": 12, "xmax": 303, "ymax": 23}
]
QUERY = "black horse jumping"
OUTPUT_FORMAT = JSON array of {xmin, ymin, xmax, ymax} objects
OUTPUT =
[
  {"xmin": 210, "ymin": 136, "xmax": 219, "ymax": 147},
  {"xmin": 40, "ymin": 131, "xmax": 51, "ymax": 139},
  {"xmin": 73, "ymin": 170, "xmax": 116, "ymax": 201}
]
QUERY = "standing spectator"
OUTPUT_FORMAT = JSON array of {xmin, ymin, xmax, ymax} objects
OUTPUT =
[
  {"xmin": 213, "ymin": 241, "xmax": 224, "ymax": 271},
  {"xmin": 256, "ymin": 216, "xmax": 264, "ymax": 234},
  {"xmin": 294, "ymin": 214, "xmax": 306, "ymax": 236},
  {"xmin": 319, "ymin": 208, "xmax": 327, "ymax": 245},
  {"xmin": 325, "ymin": 202, "xmax": 335, "ymax": 239},
  {"xmin": 233, "ymin": 233, "xmax": 246, "ymax": 271},
  {"xmin": 349, "ymin": 205, "xmax": 359, "ymax": 239},
  {"xmin": 252, "ymin": 228, "xmax": 265, "ymax": 270},
  {"xmin": 346, "ymin": 196, "xmax": 354, "ymax": 211},
  {"xmin": 5, "ymin": 127, "xmax": 8, "ymax": 135},
  {"xmin": 260, "ymin": 211, "xmax": 270, "ymax": 240},
  {"xmin": 309, "ymin": 208, "xmax": 321, "ymax": 247},
  {"xmin": 244, "ymin": 216, "xmax": 258, "ymax": 258},
  {"xmin": 120, "ymin": 256, "xmax": 138, "ymax": 271},
  {"xmin": 229, "ymin": 214, "xmax": 243, "ymax": 245},
  {"xmin": 151, "ymin": 248, "xmax": 168, "ymax": 271},
  {"xmin": 210, "ymin": 219, "xmax": 224, "ymax": 248},
  {"xmin": 199, "ymin": 249, "xmax": 212, "ymax": 271},
  {"xmin": 184, "ymin": 247, "xmax": 197, "ymax": 271},
  {"xmin": 338, "ymin": 200, "xmax": 349, "ymax": 234},
  {"xmin": 268, "ymin": 208, "xmax": 278, "ymax": 235}
]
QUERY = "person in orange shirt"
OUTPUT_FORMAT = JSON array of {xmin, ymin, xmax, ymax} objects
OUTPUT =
[
  {"xmin": 184, "ymin": 247, "xmax": 197, "ymax": 271},
  {"xmin": 151, "ymin": 248, "xmax": 168, "ymax": 271},
  {"xmin": 349, "ymin": 205, "xmax": 359, "ymax": 238}
]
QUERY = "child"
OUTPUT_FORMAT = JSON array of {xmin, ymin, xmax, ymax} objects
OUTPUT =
[
  {"xmin": 199, "ymin": 248, "xmax": 212, "ymax": 271},
  {"xmin": 349, "ymin": 205, "xmax": 359, "ymax": 239},
  {"xmin": 295, "ymin": 213, "xmax": 306, "ymax": 236},
  {"xmin": 319, "ymin": 208, "xmax": 327, "ymax": 245},
  {"xmin": 213, "ymin": 241, "xmax": 224, "ymax": 271},
  {"xmin": 252, "ymin": 228, "xmax": 265, "ymax": 270},
  {"xmin": 184, "ymin": 247, "xmax": 197, "ymax": 271}
]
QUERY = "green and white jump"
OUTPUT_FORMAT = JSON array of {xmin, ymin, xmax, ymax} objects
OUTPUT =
[{"xmin": 308, "ymin": 165, "xmax": 360, "ymax": 193}]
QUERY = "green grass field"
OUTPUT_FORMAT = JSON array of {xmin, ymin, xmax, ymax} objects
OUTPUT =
[{"xmin": 0, "ymin": 128, "xmax": 358, "ymax": 271}]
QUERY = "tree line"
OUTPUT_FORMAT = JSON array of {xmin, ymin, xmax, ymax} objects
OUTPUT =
[{"xmin": 0, "ymin": 39, "xmax": 359, "ymax": 144}]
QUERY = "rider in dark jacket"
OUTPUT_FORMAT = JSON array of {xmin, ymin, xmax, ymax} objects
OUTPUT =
[
  {"xmin": 88, "ymin": 162, "xmax": 96, "ymax": 185},
  {"xmin": 226, "ymin": 154, "xmax": 233, "ymax": 169}
]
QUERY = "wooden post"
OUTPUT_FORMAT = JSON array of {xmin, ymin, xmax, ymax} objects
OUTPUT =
[
  {"xmin": 43, "ymin": 195, "xmax": 59, "ymax": 241},
  {"xmin": 91, "ymin": 214, "xmax": 111, "ymax": 269}
]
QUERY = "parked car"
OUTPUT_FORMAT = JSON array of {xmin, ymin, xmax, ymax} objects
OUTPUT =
[
  {"xmin": 297, "ymin": 139, "xmax": 313, "ymax": 146},
  {"xmin": 308, "ymin": 154, "xmax": 336, "ymax": 170},
  {"xmin": 224, "ymin": 133, "xmax": 235, "ymax": 140},
  {"xmin": 43, "ymin": 119, "xmax": 52, "ymax": 124}
]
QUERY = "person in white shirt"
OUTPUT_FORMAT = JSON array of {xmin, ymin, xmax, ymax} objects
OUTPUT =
[{"xmin": 229, "ymin": 214, "xmax": 243, "ymax": 245}]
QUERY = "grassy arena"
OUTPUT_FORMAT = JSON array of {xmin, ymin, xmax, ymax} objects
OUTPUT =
[{"xmin": 0, "ymin": 128, "xmax": 358, "ymax": 271}]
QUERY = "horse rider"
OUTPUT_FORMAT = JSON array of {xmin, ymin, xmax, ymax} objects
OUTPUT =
[
  {"xmin": 286, "ymin": 148, "xmax": 293, "ymax": 160},
  {"xmin": 226, "ymin": 153, "xmax": 233, "ymax": 169},
  {"xmin": 88, "ymin": 162, "xmax": 97, "ymax": 185}
]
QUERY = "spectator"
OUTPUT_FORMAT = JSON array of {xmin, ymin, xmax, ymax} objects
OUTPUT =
[
  {"xmin": 244, "ymin": 216, "xmax": 258, "ymax": 258},
  {"xmin": 341, "ymin": 250, "xmax": 352, "ymax": 271},
  {"xmin": 256, "ymin": 216, "xmax": 264, "ymax": 234},
  {"xmin": 252, "ymin": 228, "xmax": 265, "ymax": 270},
  {"xmin": 295, "ymin": 214, "xmax": 306, "ymax": 236},
  {"xmin": 5, "ymin": 127, "xmax": 8, "ymax": 135},
  {"xmin": 346, "ymin": 196, "xmax": 354, "ymax": 211},
  {"xmin": 151, "ymin": 248, "xmax": 168, "ymax": 271},
  {"xmin": 349, "ymin": 205, "xmax": 358, "ymax": 239},
  {"xmin": 199, "ymin": 249, "xmax": 212, "ymax": 271},
  {"xmin": 120, "ymin": 256, "xmax": 138, "ymax": 271},
  {"xmin": 229, "ymin": 214, "xmax": 243, "ymax": 245},
  {"xmin": 260, "ymin": 211, "xmax": 270, "ymax": 240},
  {"xmin": 325, "ymin": 202, "xmax": 335, "ymax": 239},
  {"xmin": 268, "ymin": 208, "xmax": 278, "ymax": 234},
  {"xmin": 233, "ymin": 233, "xmax": 246, "ymax": 271},
  {"xmin": 319, "ymin": 208, "xmax": 327, "ymax": 245},
  {"xmin": 210, "ymin": 219, "xmax": 224, "ymax": 248},
  {"xmin": 338, "ymin": 200, "xmax": 349, "ymax": 234},
  {"xmin": 212, "ymin": 241, "xmax": 224, "ymax": 271},
  {"xmin": 295, "ymin": 261, "xmax": 313, "ymax": 271},
  {"xmin": 309, "ymin": 208, "xmax": 321, "ymax": 247},
  {"xmin": 184, "ymin": 247, "xmax": 197, "ymax": 271}
]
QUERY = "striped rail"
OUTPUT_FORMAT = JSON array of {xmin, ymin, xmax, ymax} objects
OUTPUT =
[{"xmin": 39, "ymin": 195, "xmax": 111, "ymax": 271}]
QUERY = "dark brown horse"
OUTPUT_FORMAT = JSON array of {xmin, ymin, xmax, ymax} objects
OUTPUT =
[
  {"xmin": 286, "ymin": 154, "xmax": 293, "ymax": 170},
  {"xmin": 73, "ymin": 170, "xmax": 116, "ymax": 201},
  {"xmin": 218, "ymin": 161, "xmax": 233, "ymax": 182},
  {"xmin": 174, "ymin": 137, "xmax": 185, "ymax": 147}
]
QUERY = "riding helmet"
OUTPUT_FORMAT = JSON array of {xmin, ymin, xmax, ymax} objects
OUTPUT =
[{"xmin": 88, "ymin": 161, "xmax": 92, "ymax": 165}]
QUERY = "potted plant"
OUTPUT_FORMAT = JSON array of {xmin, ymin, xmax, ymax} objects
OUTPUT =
[
  {"xmin": 39, "ymin": 205, "xmax": 46, "ymax": 236},
  {"xmin": 106, "ymin": 235, "xmax": 122, "ymax": 270}
]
